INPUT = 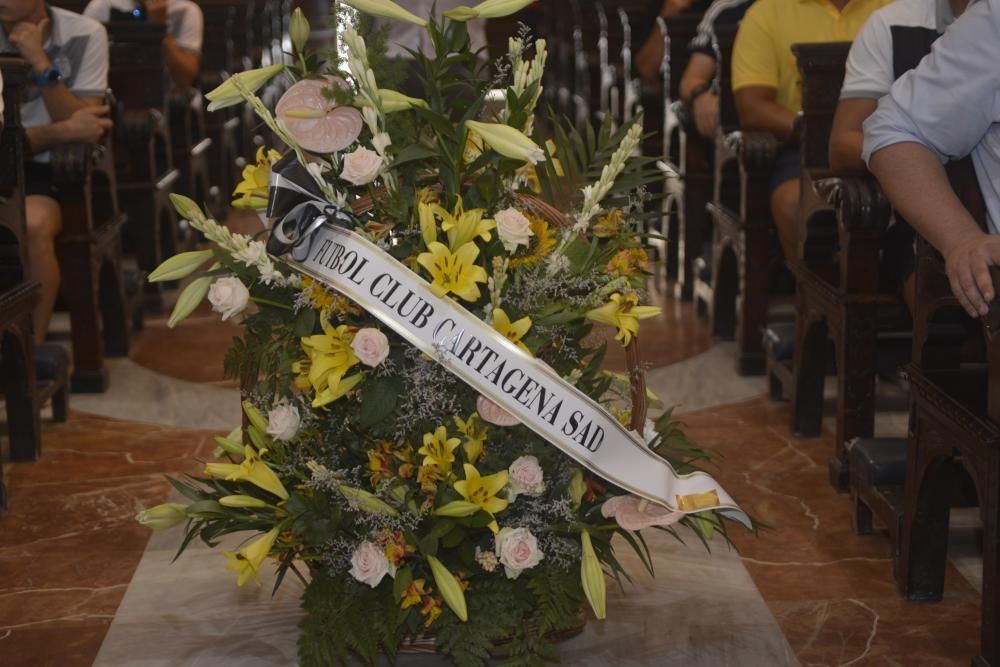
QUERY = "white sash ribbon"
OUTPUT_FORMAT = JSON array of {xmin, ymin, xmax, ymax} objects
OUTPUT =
[{"xmin": 281, "ymin": 222, "xmax": 750, "ymax": 528}]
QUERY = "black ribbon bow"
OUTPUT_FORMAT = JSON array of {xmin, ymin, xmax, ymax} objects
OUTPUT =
[{"xmin": 265, "ymin": 153, "xmax": 357, "ymax": 261}]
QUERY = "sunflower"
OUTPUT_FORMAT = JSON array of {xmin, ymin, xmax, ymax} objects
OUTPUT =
[{"xmin": 509, "ymin": 214, "xmax": 556, "ymax": 268}]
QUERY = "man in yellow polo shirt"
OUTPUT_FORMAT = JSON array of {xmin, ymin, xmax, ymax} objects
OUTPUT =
[{"xmin": 732, "ymin": 0, "xmax": 890, "ymax": 261}]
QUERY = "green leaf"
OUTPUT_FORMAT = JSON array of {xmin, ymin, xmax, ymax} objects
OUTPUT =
[
  {"xmin": 358, "ymin": 375, "xmax": 401, "ymax": 429},
  {"xmin": 393, "ymin": 564, "xmax": 413, "ymax": 602}
]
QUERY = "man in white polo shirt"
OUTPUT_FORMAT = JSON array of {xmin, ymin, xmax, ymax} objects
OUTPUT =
[
  {"xmin": 83, "ymin": 0, "xmax": 202, "ymax": 89},
  {"xmin": 0, "ymin": 0, "xmax": 112, "ymax": 342}
]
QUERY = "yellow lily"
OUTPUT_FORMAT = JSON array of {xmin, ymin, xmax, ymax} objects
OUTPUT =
[
  {"xmin": 343, "ymin": 0, "xmax": 427, "ymax": 26},
  {"xmin": 417, "ymin": 190, "xmax": 440, "ymax": 248},
  {"xmin": 452, "ymin": 412, "xmax": 487, "ymax": 463},
  {"xmin": 206, "ymin": 64, "xmax": 285, "ymax": 111},
  {"xmin": 232, "ymin": 146, "xmax": 281, "ymax": 210},
  {"xmin": 219, "ymin": 495, "xmax": 274, "ymax": 509},
  {"xmin": 293, "ymin": 320, "xmax": 363, "ymax": 408},
  {"xmin": 429, "ymin": 198, "xmax": 495, "ymax": 251},
  {"xmin": 135, "ymin": 503, "xmax": 188, "ymax": 531},
  {"xmin": 585, "ymin": 292, "xmax": 661, "ymax": 346},
  {"xmin": 444, "ymin": 0, "xmax": 534, "ymax": 21},
  {"xmin": 416, "ymin": 242, "xmax": 488, "ymax": 302},
  {"xmin": 223, "ymin": 526, "xmax": 280, "ymax": 587},
  {"xmin": 204, "ymin": 445, "xmax": 289, "ymax": 500},
  {"xmin": 378, "ymin": 89, "xmax": 429, "ymax": 112},
  {"xmin": 453, "ymin": 463, "xmax": 509, "ymax": 532},
  {"xmin": 418, "ymin": 425, "xmax": 461, "ymax": 474},
  {"xmin": 492, "ymin": 308, "xmax": 532, "ymax": 353},
  {"xmin": 465, "ymin": 120, "xmax": 546, "ymax": 165}
]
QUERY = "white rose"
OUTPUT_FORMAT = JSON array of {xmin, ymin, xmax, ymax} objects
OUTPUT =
[
  {"xmin": 494, "ymin": 207, "xmax": 534, "ymax": 252},
  {"xmin": 495, "ymin": 527, "xmax": 543, "ymax": 580},
  {"xmin": 349, "ymin": 541, "xmax": 392, "ymax": 588},
  {"xmin": 476, "ymin": 395, "xmax": 519, "ymax": 427},
  {"xmin": 340, "ymin": 147, "xmax": 384, "ymax": 186},
  {"xmin": 507, "ymin": 455, "xmax": 545, "ymax": 501},
  {"xmin": 351, "ymin": 328, "xmax": 390, "ymax": 367},
  {"xmin": 207, "ymin": 276, "xmax": 250, "ymax": 321},
  {"xmin": 266, "ymin": 401, "xmax": 301, "ymax": 441}
]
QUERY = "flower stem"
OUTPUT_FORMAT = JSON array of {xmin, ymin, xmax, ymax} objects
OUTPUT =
[{"xmin": 250, "ymin": 296, "xmax": 294, "ymax": 311}]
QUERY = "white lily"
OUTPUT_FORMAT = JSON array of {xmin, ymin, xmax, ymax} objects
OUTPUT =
[
  {"xmin": 445, "ymin": 0, "xmax": 534, "ymax": 21},
  {"xmin": 378, "ymin": 89, "xmax": 429, "ymax": 113},
  {"xmin": 342, "ymin": 0, "xmax": 427, "ymax": 26},
  {"xmin": 465, "ymin": 120, "xmax": 546, "ymax": 165},
  {"xmin": 206, "ymin": 64, "xmax": 285, "ymax": 111}
]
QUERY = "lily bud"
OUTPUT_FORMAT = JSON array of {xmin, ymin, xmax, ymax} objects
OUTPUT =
[
  {"xmin": 444, "ymin": 0, "xmax": 534, "ymax": 20},
  {"xmin": 213, "ymin": 427, "xmax": 245, "ymax": 457},
  {"xmin": 339, "ymin": 486, "xmax": 401, "ymax": 517},
  {"xmin": 148, "ymin": 249, "xmax": 214, "ymax": 283},
  {"xmin": 169, "ymin": 193, "xmax": 206, "ymax": 224},
  {"xmin": 433, "ymin": 500, "xmax": 482, "ymax": 517},
  {"xmin": 378, "ymin": 89, "xmax": 429, "ymax": 113},
  {"xmin": 568, "ymin": 469, "xmax": 585, "ymax": 510},
  {"xmin": 136, "ymin": 503, "xmax": 188, "ymax": 531},
  {"xmin": 167, "ymin": 274, "xmax": 213, "ymax": 328},
  {"xmin": 289, "ymin": 8, "xmax": 310, "ymax": 55},
  {"xmin": 206, "ymin": 64, "xmax": 285, "ymax": 112},
  {"xmin": 427, "ymin": 555, "xmax": 468, "ymax": 622},
  {"xmin": 580, "ymin": 531, "xmax": 607, "ymax": 620},
  {"xmin": 465, "ymin": 120, "xmax": 546, "ymax": 165},
  {"xmin": 242, "ymin": 400, "xmax": 269, "ymax": 433},
  {"xmin": 342, "ymin": 0, "xmax": 428, "ymax": 26},
  {"xmin": 219, "ymin": 495, "xmax": 274, "ymax": 509}
]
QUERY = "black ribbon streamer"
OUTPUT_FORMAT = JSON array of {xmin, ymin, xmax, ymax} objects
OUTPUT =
[{"xmin": 265, "ymin": 153, "xmax": 357, "ymax": 261}]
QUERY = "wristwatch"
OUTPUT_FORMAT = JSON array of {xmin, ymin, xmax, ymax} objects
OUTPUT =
[{"xmin": 34, "ymin": 66, "xmax": 63, "ymax": 88}]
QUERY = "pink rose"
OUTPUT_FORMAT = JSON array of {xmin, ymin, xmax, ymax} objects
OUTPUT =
[
  {"xmin": 476, "ymin": 395, "xmax": 519, "ymax": 427},
  {"xmin": 507, "ymin": 455, "xmax": 545, "ymax": 501},
  {"xmin": 601, "ymin": 495, "xmax": 685, "ymax": 531},
  {"xmin": 349, "ymin": 541, "xmax": 391, "ymax": 588},
  {"xmin": 351, "ymin": 328, "xmax": 390, "ymax": 367},
  {"xmin": 276, "ymin": 76, "xmax": 363, "ymax": 154},
  {"xmin": 495, "ymin": 527, "xmax": 543, "ymax": 579},
  {"xmin": 340, "ymin": 146, "xmax": 383, "ymax": 186}
]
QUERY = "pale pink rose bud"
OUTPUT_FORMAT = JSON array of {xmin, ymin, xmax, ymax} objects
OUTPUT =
[
  {"xmin": 507, "ymin": 455, "xmax": 545, "ymax": 501},
  {"xmin": 476, "ymin": 395, "xmax": 519, "ymax": 427},
  {"xmin": 494, "ymin": 527, "xmax": 543, "ymax": 579},
  {"xmin": 351, "ymin": 328, "xmax": 390, "ymax": 367},
  {"xmin": 340, "ymin": 147, "xmax": 384, "ymax": 186},
  {"xmin": 349, "ymin": 541, "xmax": 392, "ymax": 588},
  {"xmin": 276, "ymin": 77, "xmax": 363, "ymax": 154}
]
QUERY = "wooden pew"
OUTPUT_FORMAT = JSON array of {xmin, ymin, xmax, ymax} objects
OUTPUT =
[
  {"xmin": 694, "ymin": 24, "xmax": 777, "ymax": 375},
  {"xmin": 105, "ymin": 22, "xmax": 182, "ymax": 312},
  {"xmin": 0, "ymin": 59, "xmax": 41, "ymax": 514},
  {"xmin": 898, "ymin": 158, "xmax": 999, "ymax": 667}
]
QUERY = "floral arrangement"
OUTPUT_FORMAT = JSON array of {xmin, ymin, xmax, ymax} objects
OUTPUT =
[{"xmin": 137, "ymin": 1, "xmax": 749, "ymax": 665}]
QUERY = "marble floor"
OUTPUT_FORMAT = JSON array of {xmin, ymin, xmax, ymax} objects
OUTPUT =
[{"xmin": 0, "ymin": 261, "xmax": 985, "ymax": 666}]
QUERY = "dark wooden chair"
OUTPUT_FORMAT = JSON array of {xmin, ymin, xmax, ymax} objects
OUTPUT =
[
  {"xmin": 897, "ymin": 158, "xmax": 1000, "ymax": 667},
  {"xmin": 694, "ymin": 24, "xmax": 777, "ymax": 375},
  {"xmin": 169, "ymin": 88, "xmax": 219, "ymax": 220},
  {"xmin": 0, "ymin": 59, "xmax": 41, "ymax": 514},
  {"xmin": 105, "ymin": 22, "xmax": 182, "ymax": 312}
]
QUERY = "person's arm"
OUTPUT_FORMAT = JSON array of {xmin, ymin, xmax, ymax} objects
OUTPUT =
[
  {"xmin": 864, "ymin": 0, "xmax": 1000, "ymax": 316},
  {"xmin": 829, "ymin": 98, "xmax": 877, "ymax": 172},
  {"xmin": 25, "ymin": 104, "xmax": 113, "ymax": 155},
  {"xmin": 145, "ymin": 0, "xmax": 202, "ymax": 89},
  {"xmin": 6, "ymin": 19, "xmax": 93, "ymax": 121},
  {"xmin": 734, "ymin": 86, "xmax": 797, "ymax": 140},
  {"xmin": 680, "ymin": 52, "xmax": 716, "ymax": 102},
  {"xmin": 163, "ymin": 34, "xmax": 199, "ymax": 88},
  {"xmin": 635, "ymin": 0, "xmax": 693, "ymax": 83}
]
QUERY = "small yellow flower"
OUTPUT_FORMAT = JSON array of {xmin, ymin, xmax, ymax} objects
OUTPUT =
[
  {"xmin": 416, "ymin": 242, "xmax": 489, "ymax": 302},
  {"xmin": 453, "ymin": 463, "xmax": 509, "ymax": 532},
  {"xmin": 204, "ymin": 445, "xmax": 289, "ymax": 500},
  {"xmin": 223, "ymin": 526, "xmax": 280, "ymax": 587},
  {"xmin": 425, "ymin": 198, "xmax": 495, "ymax": 251},
  {"xmin": 585, "ymin": 292, "xmax": 661, "ymax": 346},
  {"xmin": 420, "ymin": 595, "xmax": 444, "ymax": 627},
  {"xmin": 400, "ymin": 578, "xmax": 431, "ymax": 609},
  {"xmin": 492, "ymin": 308, "xmax": 532, "ymax": 353},
  {"xmin": 418, "ymin": 426, "xmax": 461, "ymax": 474},
  {"xmin": 509, "ymin": 214, "xmax": 555, "ymax": 268},
  {"xmin": 293, "ymin": 320, "xmax": 363, "ymax": 407},
  {"xmin": 605, "ymin": 248, "xmax": 650, "ymax": 277},
  {"xmin": 592, "ymin": 209, "xmax": 624, "ymax": 238},
  {"xmin": 452, "ymin": 413, "xmax": 487, "ymax": 464}
]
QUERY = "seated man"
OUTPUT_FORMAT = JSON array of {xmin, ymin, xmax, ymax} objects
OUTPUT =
[
  {"xmin": 0, "ymin": 0, "xmax": 112, "ymax": 343},
  {"xmin": 83, "ymin": 0, "xmax": 202, "ymax": 89},
  {"xmin": 679, "ymin": 0, "xmax": 753, "ymax": 138},
  {"xmin": 865, "ymin": 0, "xmax": 1000, "ymax": 320},
  {"xmin": 829, "ymin": 0, "xmax": 968, "ymax": 306},
  {"xmin": 731, "ymin": 0, "xmax": 890, "ymax": 262},
  {"xmin": 635, "ymin": 0, "xmax": 700, "ymax": 83}
]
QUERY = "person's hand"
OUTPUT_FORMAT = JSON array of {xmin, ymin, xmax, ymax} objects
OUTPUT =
[
  {"xmin": 692, "ymin": 90, "xmax": 719, "ymax": 138},
  {"xmin": 143, "ymin": 0, "xmax": 168, "ymax": 25},
  {"xmin": 7, "ymin": 19, "xmax": 51, "ymax": 73},
  {"xmin": 58, "ymin": 106, "xmax": 113, "ymax": 144},
  {"xmin": 944, "ymin": 231, "xmax": 1000, "ymax": 317}
]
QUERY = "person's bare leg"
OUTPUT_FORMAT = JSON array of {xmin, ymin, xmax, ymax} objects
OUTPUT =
[
  {"xmin": 771, "ymin": 179, "xmax": 800, "ymax": 263},
  {"xmin": 26, "ymin": 195, "xmax": 63, "ymax": 344},
  {"xmin": 902, "ymin": 272, "xmax": 916, "ymax": 314}
]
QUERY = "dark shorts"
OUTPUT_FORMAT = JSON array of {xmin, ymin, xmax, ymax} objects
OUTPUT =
[
  {"xmin": 768, "ymin": 142, "xmax": 801, "ymax": 196},
  {"xmin": 24, "ymin": 161, "xmax": 62, "ymax": 204}
]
